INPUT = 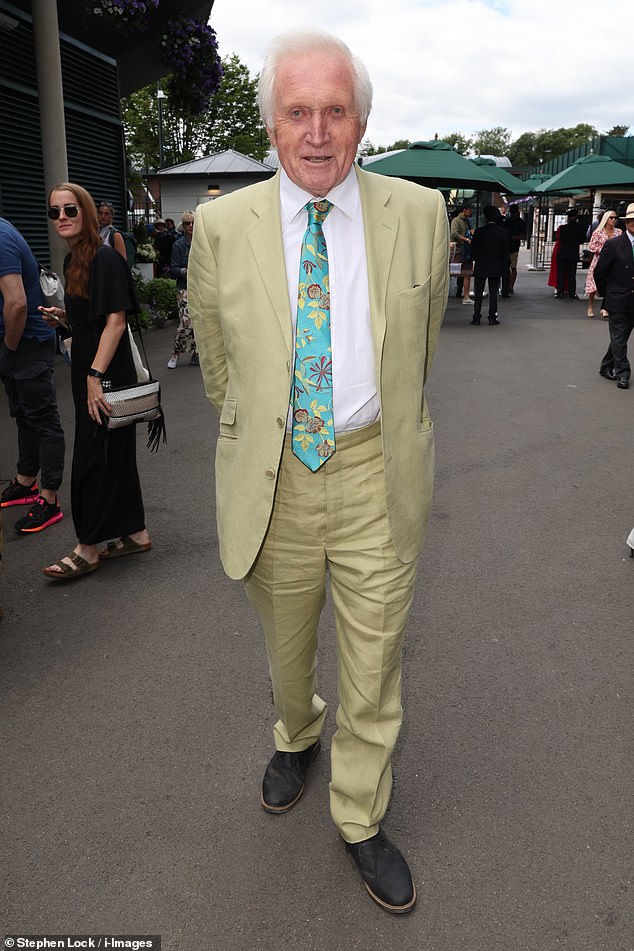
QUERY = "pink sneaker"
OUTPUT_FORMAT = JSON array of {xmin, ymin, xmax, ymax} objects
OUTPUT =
[{"xmin": 14, "ymin": 496, "xmax": 64, "ymax": 534}]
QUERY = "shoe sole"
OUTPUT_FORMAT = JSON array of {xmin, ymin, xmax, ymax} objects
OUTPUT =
[
  {"xmin": 1, "ymin": 495, "xmax": 40, "ymax": 508},
  {"xmin": 260, "ymin": 741, "xmax": 321, "ymax": 814},
  {"xmin": 43, "ymin": 559, "xmax": 99, "ymax": 583},
  {"xmin": 363, "ymin": 879, "xmax": 417, "ymax": 915},
  {"xmin": 99, "ymin": 540, "xmax": 152, "ymax": 560},
  {"xmin": 16, "ymin": 510, "xmax": 64, "ymax": 534}
]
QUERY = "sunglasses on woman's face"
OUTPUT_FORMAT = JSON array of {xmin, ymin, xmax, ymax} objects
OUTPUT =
[{"xmin": 47, "ymin": 204, "xmax": 80, "ymax": 220}]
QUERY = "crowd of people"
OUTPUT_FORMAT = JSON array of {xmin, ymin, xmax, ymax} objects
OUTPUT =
[{"xmin": 450, "ymin": 201, "xmax": 526, "ymax": 324}]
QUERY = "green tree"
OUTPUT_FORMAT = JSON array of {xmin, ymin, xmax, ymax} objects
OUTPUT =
[
  {"xmin": 606, "ymin": 125, "xmax": 629, "ymax": 137},
  {"xmin": 441, "ymin": 132, "xmax": 473, "ymax": 155},
  {"xmin": 508, "ymin": 124, "xmax": 598, "ymax": 167},
  {"xmin": 473, "ymin": 126, "xmax": 512, "ymax": 156},
  {"xmin": 358, "ymin": 138, "xmax": 384, "ymax": 156},
  {"xmin": 121, "ymin": 53, "xmax": 265, "ymax": 169},
  {"xmin": 200, "ymin": 54, "xmax": 266, "ymax": 160},
  {"xmin": 507, "ymin": 131, "xmax": 539, "ymax": 166}
]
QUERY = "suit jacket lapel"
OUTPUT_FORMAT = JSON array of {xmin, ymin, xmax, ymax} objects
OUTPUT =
[
  {"xmin": 246, "ymin": 172, "xmax": 293, "ymax": 350},
  {"xmin": 356, "ymin": 167, "xmax": 399, "ymax": 380}
]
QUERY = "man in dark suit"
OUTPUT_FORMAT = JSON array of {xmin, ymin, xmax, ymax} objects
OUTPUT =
[
  {"xmin": 555, "ymin": 208, "xmax": 585, "ymax": 299},
  {"xmin": 469, "ymin": 206, "xmax": 510, "ymax": 325},
  {"xmin": 595, "ymin": 202, "xmax": 634, "ymax": 389}
]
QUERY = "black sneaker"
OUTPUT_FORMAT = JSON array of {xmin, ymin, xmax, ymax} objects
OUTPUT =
[
  {"xmin": 14, "ymin": 495, "xmax": 63, "ymax": 534},
  {"xmin": 1, "ymin": 477, "xmax": 39, "ymax": 508}
]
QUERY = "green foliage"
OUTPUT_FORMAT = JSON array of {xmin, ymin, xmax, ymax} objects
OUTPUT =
[
  {"xmin": 606, "ymin": 125, "xmax": 629, "ymax": 137},
  {"xmin": 359, "ymin": 139, "xmax": 385, "ymax": 156},
  {"xmin": 201, "ymin": 54, "xmax": 266, "ymax": 160},
  {"xmin": 121, "ymin": 53, "xmax": 265, "ymax": 168},
  {"xmin": 473, "ymin": 126, "xmax": 512, "ymax": 157},
  {"xmin": 140, "ymin": 278, "xmax": 178, "ymax": 320},
  {"xmin": 508, "ymin": 124, "xmax": 598, "ymax": 166},
  {"xmin": 441, "ymin": 132, "xmax": 474, "ymax": 155}
]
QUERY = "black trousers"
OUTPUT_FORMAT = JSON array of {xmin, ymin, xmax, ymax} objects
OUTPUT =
[
  {"xmin": 0, "ymin": 335, "xmax": 65, "ymax": 491},
  {"xmin": 600, "ymin": 311, "xmax": 634, "ymax": 381},
  {"xmin": 557, "ymin": 259, "xmax": 577, "ymax": 297},
  {"xmin": 473, "ymin": 275, "xmax": 499, "ymax": 319}
]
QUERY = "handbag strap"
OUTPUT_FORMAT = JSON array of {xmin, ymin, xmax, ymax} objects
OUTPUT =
[{"xmin": 129, "ymin": 312, "xmax": 155, "ymax": 380}]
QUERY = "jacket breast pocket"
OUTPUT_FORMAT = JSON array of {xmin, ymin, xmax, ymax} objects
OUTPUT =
[{"xmin": 219, "ymin": 398, "xmax": 238, "ymax": 439}]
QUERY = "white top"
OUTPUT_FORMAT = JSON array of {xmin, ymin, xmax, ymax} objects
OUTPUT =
[{"xmin": 279, "ymin": 166, "xmax": 380, "ymax": 433}]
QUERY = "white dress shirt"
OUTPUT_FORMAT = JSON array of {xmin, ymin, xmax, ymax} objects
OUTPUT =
[{"xmin": 279, "ymin": 166, "xmax": 380, "ymax": 433}]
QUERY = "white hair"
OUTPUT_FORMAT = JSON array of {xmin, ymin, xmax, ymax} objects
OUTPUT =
[{"xmin": 258, "ymin": 28, "xmax": 373, "ymax": 130}]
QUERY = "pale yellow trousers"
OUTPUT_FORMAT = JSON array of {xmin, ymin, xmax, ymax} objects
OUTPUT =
[{"xmin": 244, "ymin": 422, "xmax": 418, "ymax": 844}]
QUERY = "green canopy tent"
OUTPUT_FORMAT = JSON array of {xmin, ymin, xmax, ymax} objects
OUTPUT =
[
  {"xmin": 470, "ymin": 156, "xmax": 531, "ymax": 196},
  {"xmin": 534, "ymin": 153, "xmax": 634, "ymax": 194},
  {"xmin": 520, "ymin": 173, "xmax": 553, "ymax": 193},
  {"xmin": 364, "ymin": 141, "xmax": 509, "ymax": 191}
]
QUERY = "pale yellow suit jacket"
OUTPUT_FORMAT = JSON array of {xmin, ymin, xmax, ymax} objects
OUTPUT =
[{"xmin": 188, "ymin": 166, "xmax": 449, "ymax": 580}]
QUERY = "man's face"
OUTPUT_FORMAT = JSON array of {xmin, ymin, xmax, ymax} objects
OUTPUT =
[
  {"xmin": 98, "ymin": 205, "xmax": 113, "ymax": 227},
  {"xmin": 626, "ymin": 219, "xmax": 634, "ymax": 237},
  {"xmin": 267, "ymin": 50, "xmax": 365, "ymax": 197},
  {"xmin": 461, "ymin": 208, "xmax": 472, "ymax": 218}
]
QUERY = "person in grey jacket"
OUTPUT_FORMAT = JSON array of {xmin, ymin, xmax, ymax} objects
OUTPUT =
[{"xmin": 167, "ymin": 210, "xmax": 198, "ymax": 368}]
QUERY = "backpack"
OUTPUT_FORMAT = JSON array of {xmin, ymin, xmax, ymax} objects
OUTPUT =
[
  {"xmin": 121, "ymin": 231, "xmax": 137, "ymax": 268},
  {"xmin": 103, "ymin": 226, "xmax": 137, "ymax": 268}
]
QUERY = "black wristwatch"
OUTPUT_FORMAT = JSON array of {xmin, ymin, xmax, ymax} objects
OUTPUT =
[{"xmin": 87, "ymin": 367, "xmax": 105, "ymax": 379}]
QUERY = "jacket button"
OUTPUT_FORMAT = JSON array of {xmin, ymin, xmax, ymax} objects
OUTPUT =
[
  {"xmin": 276, "ymin": 416, "xmax": 285, "ymax": 428},
  {"xmin": 286, "ymin": 361, "xmax": 291, "ymax": 371},
  {"xmin": 265, "ymin": 468, "xmax": 275, "ymax": 480}
]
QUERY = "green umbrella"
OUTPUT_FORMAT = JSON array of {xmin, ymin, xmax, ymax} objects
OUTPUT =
[
  {"xmin": 534, "ymin": 153, "xmax": 634, "ymax": 193},
  {"xmin": 470, "ymin": 156, "xmax": 531, "ymax": 195},
  {"xmin": 520, "ymin": 173, "xmax": 553, "ymax": 192},
  {"xmin": 364, "ymin": 141, "xmax": 508, "ymax": 191}
]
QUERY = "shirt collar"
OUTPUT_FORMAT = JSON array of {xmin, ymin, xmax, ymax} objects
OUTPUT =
[{"xmin": 279, "ymin": 165, "xmax": 360, "ymax": 224}]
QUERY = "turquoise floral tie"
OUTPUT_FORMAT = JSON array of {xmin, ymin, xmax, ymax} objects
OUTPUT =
[{"xmin": 292, "ymin": 200, "xmax": 336, "ymax": 471}]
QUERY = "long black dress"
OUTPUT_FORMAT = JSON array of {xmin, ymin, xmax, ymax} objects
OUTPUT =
[{"xmin": 66, "ymin": 245, "xmax": 145, "ymax": 544}]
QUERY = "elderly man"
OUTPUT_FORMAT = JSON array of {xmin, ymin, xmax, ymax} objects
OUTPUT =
[
  {"xmin": 188, "ymin": 28, "xmax": 448, "ymax": 913},
  {"xmin": 596, "ymin": 202, "xmax": 634, "ymax": 389}
]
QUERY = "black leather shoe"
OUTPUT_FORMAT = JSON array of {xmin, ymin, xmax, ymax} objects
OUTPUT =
[
  {"xmin": 261, "ymin": 740, "xmax": 320, "ymax": 813},
  {"xmin": 617, "ymin": 377, "xmax": 629, "ymax": 389},
  {"xmin": 470, "ymin": 317, "xmax": 480, "ymax": 325},
  {"xmin": 488, "ymin": 317, "xmax": 500, "ymax": 325},
  {"xmin": 599, "ymin": 368, "xmax": 617, "ymax": 380},
  {"xmin": 345, "ymin": 828, "xmax": 416, "ymax": 914}
]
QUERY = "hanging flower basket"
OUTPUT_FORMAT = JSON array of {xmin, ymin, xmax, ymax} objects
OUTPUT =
[
  {"xmin": 161, "ymin": 16, "xmax": 224, "ymax": 116},
  {"xmin": 91, "ymin": 0, "xmax": 159, "ymax": 28}
]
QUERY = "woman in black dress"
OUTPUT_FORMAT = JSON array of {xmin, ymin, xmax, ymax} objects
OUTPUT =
[{"xmin": 40, "ymin": 183, "xmax": 151, "ymax": 581}]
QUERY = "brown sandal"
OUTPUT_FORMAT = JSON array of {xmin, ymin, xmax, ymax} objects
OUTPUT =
[
  {"xmin": 99, "ymin": 535, "xmax": 152, "ymax": 560},
  {"xmin": 43, "ymin": 551, "xmax": 100, "ymax": 582}
]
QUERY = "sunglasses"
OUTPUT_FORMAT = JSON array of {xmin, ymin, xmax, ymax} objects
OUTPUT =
[{"xmin": 47, "ymin": 204, "xmax": 80, "ymax": 220}]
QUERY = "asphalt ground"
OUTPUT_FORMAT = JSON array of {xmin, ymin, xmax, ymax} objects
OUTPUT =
[{"xmin": 1, "ymin": 261, "xmax": 632, "ymax": 951}]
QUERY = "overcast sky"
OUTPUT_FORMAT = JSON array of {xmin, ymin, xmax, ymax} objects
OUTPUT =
[{"xmin": 210, "ymin": 0, "xmax": 629, "ymax": 151}]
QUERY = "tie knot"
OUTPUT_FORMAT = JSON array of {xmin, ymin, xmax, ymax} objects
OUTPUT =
[{"xmin": 306, "ymin": 200, "xmax": 333, "ymax": 229}]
